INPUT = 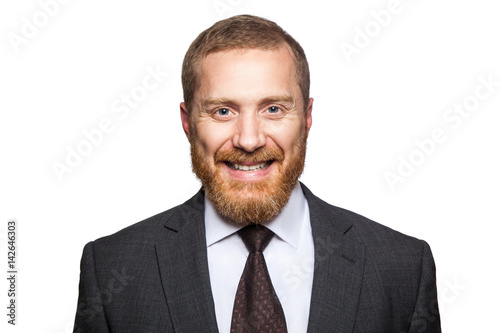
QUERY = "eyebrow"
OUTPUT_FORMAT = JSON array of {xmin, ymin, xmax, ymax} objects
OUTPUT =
[
  {"xmin": 201, "ymin": 98, "xmax": 235, "ymax": 109},
  {"xmin": 260, "ymin": 96, "xmax": 295, "ymax": 107},
  {"xmin": 201, "ymin": 95, "xmax": 295, "ymax": 110}
]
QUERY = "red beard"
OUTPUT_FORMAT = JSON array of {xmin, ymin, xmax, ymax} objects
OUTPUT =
[{"xmin": 190, "ymin": 131, "xmax": 307, "ymax": 225}]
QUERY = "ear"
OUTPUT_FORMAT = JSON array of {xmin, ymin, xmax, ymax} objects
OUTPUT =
[
  {"xmin": 306, "ymin": 97, "xmax": 313, "ymax": 133},
  {"xmin": 180, "ymin": 102, "xmax": 190, "ymax": 139}
]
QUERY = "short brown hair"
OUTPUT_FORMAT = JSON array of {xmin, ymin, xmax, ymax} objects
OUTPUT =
[{"xmin": 181, "ymin": 15, "xmax": 310, "ymax": 114}]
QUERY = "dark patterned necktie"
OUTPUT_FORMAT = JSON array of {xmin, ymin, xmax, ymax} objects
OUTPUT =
[{"xmin": 230, "ymin": 225, "xmax": 287, "ymax": 333}]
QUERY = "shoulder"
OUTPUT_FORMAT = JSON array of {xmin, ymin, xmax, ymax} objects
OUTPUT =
[
  {"xmin": 301, "ymin": 183, "xmax": 437, "ymax": 306},
  {"xmin": 87, "ymin": 189, "xmax": 204, "ymax": 254},
  {"xmin": 301, "ymin": 183, "xmax": 430, "ymax": 258}
]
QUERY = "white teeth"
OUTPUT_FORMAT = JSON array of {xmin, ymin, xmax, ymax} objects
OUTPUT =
[{"xmin": 232, "ymin": 162, "xmax": 270, "ymax": 171}]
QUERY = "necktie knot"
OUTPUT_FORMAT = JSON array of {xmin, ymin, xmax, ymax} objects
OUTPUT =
[{"xmin": 237, "ymin": 225, "xmax": 274, "ymax": 253}]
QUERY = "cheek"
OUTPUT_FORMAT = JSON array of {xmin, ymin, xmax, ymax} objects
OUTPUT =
[
  {"xmin": 267, "ymin": 121, "xmax": 306, "ymax": 152},
  {"xmin": 195, "ymin": 123, "xmax": 233, "ymax": 156}
]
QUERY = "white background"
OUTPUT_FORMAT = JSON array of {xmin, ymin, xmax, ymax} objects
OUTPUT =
[{"xmin": 1, "ymin": 0, "xmax": 499, "ymax": 332}]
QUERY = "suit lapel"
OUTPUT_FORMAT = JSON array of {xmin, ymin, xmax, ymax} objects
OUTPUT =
[
  {"xmin": 153, "ymin": 184, "xmax": 365, "ymax": 332},
  {"xmin": 155, "ymin": 190, "xmax": 219, "ymax": 332},
  {"xmin": 302, "ymin": 184, "xmax": 366, "ymax": 333}
]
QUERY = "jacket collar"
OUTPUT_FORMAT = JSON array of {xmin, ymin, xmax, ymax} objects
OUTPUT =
[
  {"xmin": 155, "ymin": 189, "xmax": 220, "ymax": 332},
  {"xmin": 301, "ymin": 183, "xmax": 365, "ymax": 332},
  {"xmin": 155, "ymin": 183, "xmax": 365, "ymax": 332}
]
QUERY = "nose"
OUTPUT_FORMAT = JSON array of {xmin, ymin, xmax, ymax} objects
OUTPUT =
[{"xmin": 232, "ymin": 112, "xmax": 266, "ymax": 153}]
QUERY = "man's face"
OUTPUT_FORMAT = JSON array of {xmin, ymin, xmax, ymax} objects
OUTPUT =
[{"xmin": 181, "ymin": 46, "xmax": 313, "ymax": 225}]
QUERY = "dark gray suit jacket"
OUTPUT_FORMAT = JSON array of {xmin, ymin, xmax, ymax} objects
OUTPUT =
[{"xmin": 74, "ymin": 183, "xmax": 441, "ymax": 332}]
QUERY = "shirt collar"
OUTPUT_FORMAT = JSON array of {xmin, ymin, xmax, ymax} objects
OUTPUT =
[{"xmin": 205, "ymin": 183, "xmax": 307, "ymax": 249}]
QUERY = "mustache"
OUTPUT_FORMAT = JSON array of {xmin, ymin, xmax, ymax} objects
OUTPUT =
[{"xmin": 214, "ymin": 146, "xmax": 284, "ymax": 164}]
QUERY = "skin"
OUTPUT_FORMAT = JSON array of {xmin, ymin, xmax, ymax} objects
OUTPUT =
[{"xmin": 180, "ymin": 45, "xmax": 313, "ymax": 202}]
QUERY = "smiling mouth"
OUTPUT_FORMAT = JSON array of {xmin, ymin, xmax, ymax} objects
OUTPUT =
[{"xmin": 226, "ymin": 161, "xmax": 273, "ymax": 171}]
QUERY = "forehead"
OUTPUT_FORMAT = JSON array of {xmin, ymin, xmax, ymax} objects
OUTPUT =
[{"xmin": 195, "ymin": 46, "xmax": 299, "ymax": 103}]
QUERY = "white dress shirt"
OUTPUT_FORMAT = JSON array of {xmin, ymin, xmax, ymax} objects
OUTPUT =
[{"xmin": 205, "ymin": 183, "xmax": 314, "ymax": 333}]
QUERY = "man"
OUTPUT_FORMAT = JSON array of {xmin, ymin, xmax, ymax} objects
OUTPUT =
[{"xmin": 74, "ymin": 15, "xmax": 441, "ymax": 332}]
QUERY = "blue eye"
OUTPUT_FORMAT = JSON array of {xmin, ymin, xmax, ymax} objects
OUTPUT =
[
  {"xmin": 216, "ymin": 108, "xmax": 230, "ymax": 116},
  {"xmin": 267, "ymin": 106, "xmax": 280, "ymax": 113}
]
